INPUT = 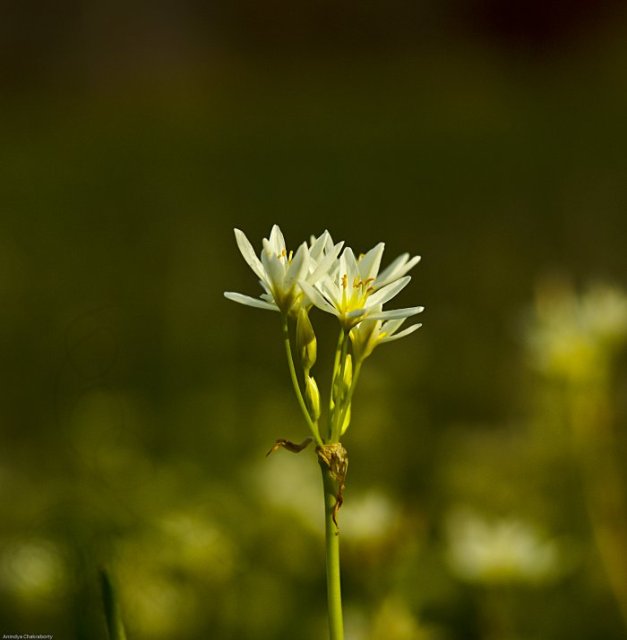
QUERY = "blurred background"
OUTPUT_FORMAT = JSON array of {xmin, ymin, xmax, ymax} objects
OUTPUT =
[{"xmin": 2, "ymin": 1, "xmax": 627, "ymax": 638}]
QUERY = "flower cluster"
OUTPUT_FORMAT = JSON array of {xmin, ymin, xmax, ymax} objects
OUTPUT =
[
  {"xmin": 224, "ymin": 225, "xmax": 423, "ymax": 445},
  {"xmin": 225, "ymin": 225, "xmax": 423, "ymax": 346}
]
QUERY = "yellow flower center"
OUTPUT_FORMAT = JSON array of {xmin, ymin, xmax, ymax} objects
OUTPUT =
[{"xmin": 339, "ymin": 275, "xmax": 374, "ymax": 316}]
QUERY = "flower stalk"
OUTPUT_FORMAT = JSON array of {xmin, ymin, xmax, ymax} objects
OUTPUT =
[
  {"xmin": 282, "ymin": 317, "xmax": 323, "ymax": 446},
  {"xmin": 331, "ymin": 331, "xmax": 351, "ymax": 442},
  {"xmin": 321, "ymin": 462, "xmax": 344, "ymax": 640}
]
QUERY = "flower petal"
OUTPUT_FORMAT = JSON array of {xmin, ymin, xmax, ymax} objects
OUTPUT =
[
  {"xmin": 262, "ymin": 240, "xmax": 286, "ymax": 290},
  {"xmin": 341, "ymin": 247, "xmax": 360, "ymax": 282},
  {"xmin": 309, "ymin": 231, "xmax": 330, "ymax": 260},
  {"xmin": 376, "ymin": 254, "xmax": 421, "ymax": 288},
  {"xmin": 375, "ymin": 253, "xmax": 407, "ymax": 284},
  {"xmin": 319, "ymin": 274, "xmax": 341, "ymax": 304},
  {"xmin": 300, "ymin": 281, "xmax": 338, "ymax": 315},
  {"xmin": 234, "ymin": 228, "xmax": 266, "ymax": 281},
  {"xmin": 380, "ymin": 323, "xmax": 422, "ymax": 343},
  {"xmin": 367, "ymin": 276, "xmax": 411, "ymax": 307},
  {"xmin": 224, "ymin": 291, "xmax": 279, "ymax": 311},
  {"xmin": 380, "ymin": 318, "xmax": 405, "ymax": 335},
  {"xmin": 308, "ymin": 241, "xmax": 343, "ymax": 283},
  {"xmin": 366, "ymin": 305, "xmax": 424, "ymax": 321},
  {"xmin": 268, "ymin": 225, "xmax": 286, "ymax": 256},
  {"xmin": 358, "ymin": 242, "xmax": 385, "ymax": 281},
  {"xmin": 286, "ymin": 242, "xmax": 309, "ymax": 286}
]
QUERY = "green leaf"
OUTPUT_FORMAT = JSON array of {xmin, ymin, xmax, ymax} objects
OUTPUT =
[{"xmin": 100, "ymin": 568, "xmax": 128, "ymax": 640}]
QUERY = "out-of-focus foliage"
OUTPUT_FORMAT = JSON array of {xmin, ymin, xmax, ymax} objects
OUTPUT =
[{"xmin": 2, "ymin": 1, "xmax": 627, "ymax": 638}]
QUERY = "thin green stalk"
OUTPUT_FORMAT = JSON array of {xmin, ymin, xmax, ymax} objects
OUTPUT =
[
  {"xmin": 335, "ymin": 360, "xmax": 362, "ymax": 438},
  {"xmin": 321, "ymin": 464, "xmax": 344, "ymax": 640},
  {"xmin": 327, "ymin": 330, "xmax": 345, "ymax": 440},
  {"xmin": 331, "ymin": 332, "xmax": 350, "ymax": 442},
  {"xmin": 282, "ymin": 318, "xmax": 322, "ymax": 445}
]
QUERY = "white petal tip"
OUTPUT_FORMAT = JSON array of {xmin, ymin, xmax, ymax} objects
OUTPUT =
[{"xmin": 224, "ymin": 291, "xmax": 279, "ymax": 311}]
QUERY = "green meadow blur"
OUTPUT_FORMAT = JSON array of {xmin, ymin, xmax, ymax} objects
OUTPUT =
[{"xmin": 2, "ymin": 2, "xmax": 627, "ymax": 638}]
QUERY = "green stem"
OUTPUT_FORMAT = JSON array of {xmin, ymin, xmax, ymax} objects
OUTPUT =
[
  {"xmin": 321, "ymin": 464, "xmax": 344, "ymax": 640},
  {"xmin": 327, "ymin": 330, "xmax": 345, "ymax": 440},
  {"xmin": 282, "ymin": 318, "xmax": 322, "ymax": 445},
  {"xmin": 336, "ymin": 360, "xmax": 362, "ymax": 438},
  {"xmin": 331, "ymin": 332, "xmax": 350, "ymax": 442}
]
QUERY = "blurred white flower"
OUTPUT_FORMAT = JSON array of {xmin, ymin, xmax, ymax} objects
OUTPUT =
[
  {"xmin": 341, "ymin": 490, "xmax": 399, "ymax": 543},
  {"xmin": 256, "ymin": 451, "xmax": 322, "ymax": 533},
  {"xmin": 0, "ymin": 539, "xmax": 67, "ymax": 603},
  {"xmin": 527, "ymin": 281, "xmax": 627, "ymax": 381},
  {"xmin": 301, "ymin": 243, "xmax": 422, "ymax": 330},
  {"xmin": 445, "ymin": 508, "xmax": 562, "ymax": 585},
  {"xmin": 115, "ymin": 506, "xmax": 236, "ymax": 639},
  {"xmin": 346, "ymin": 598, "xmax": 436, "ymax": 640},
  {"xmin": 370, "ymin": 597, "xmax": 433, "ymax": 640}
]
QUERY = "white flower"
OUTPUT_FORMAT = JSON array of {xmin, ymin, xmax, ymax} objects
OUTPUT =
[
  {"xmin": 350, "ymin": 305, "xmax": 423, "ymax": 362},
  {"xmin": 445, "ymin": 508, "xmax": 563, "ymax": 586},
  {"xmin": 341, "ymin": 490, "xmax": 399, "ymax": 543},
  {"xmin": 224, "ymin": 225, "xmax": 310, "ymax": 314},
  {"xmin": 526, "ymin": 281, "xmax": 627, "ymax": 381},
  {"xmin": 224, "ymin": 226, "xmax": 346, "ymax": 316},
  {"xmin": 301, "ymin": 243, "xmax": 422, "ymax": 330}
]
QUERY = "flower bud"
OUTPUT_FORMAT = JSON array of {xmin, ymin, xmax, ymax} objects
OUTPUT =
[
  {"xmin": 333, "ymin": 354, "xmax": 353, "ymax": 406},
  {"xmin": 343, "ymin": 354, "xmax": 353, "ymax": 388},
  {"xmin": 305, "ymin": 375, "xmax": 321, "ymax": 421},
  {"xmin": 296, "ymin": 308, "xmax": 317, "ymax": 372},
  {"xmin": 340, "ymin": 403, "xmax": 351, "ymax": 435},
  {"xmin": 350, "ymin": 319, "xmax": 378, "ymax": 362}
]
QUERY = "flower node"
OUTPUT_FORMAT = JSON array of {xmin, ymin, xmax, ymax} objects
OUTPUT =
[{"xmin": 317, "ymin": 443, "xmax": 349, "ymax": 526}]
